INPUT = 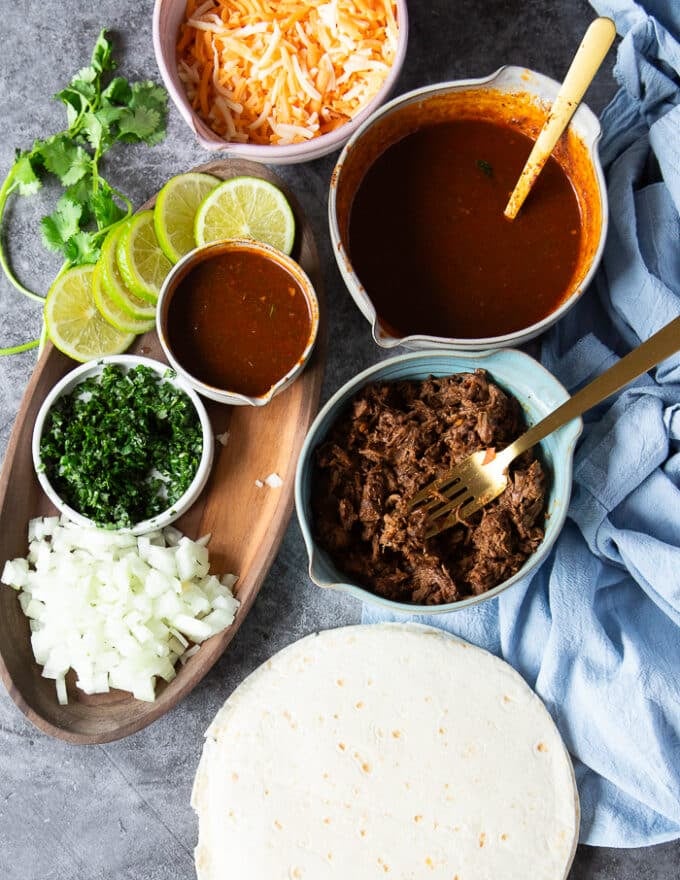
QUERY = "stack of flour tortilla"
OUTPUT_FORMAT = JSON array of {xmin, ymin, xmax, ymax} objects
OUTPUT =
[{"xmin": 193, "ymin": 624, "xmax": 579, "ymax": 879}]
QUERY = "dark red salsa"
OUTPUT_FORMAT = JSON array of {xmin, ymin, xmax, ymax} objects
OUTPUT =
[
  {"xmin": 167, "ymin": 245, "xmax": 313, "ymax": 397},
  {"xmin": 348, "ymin": 118, "xmax": 582, "ymax": 338}
]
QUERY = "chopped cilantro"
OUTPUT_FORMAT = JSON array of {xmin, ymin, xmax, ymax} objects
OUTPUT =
[{"xmin": 39, "ymin": 365, "xmax": 202, "ymax": 529}]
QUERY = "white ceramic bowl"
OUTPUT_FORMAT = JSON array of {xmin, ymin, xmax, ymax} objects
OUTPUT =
[
  {"xmin": 157, "ymin": 239, "xmax": 319, "ymax": 406},
  {"xmin": 32, "ymin": 355, "xmax": 214, "ymax": 535},
  {"xmin": 295, "ymin": 349, "xmax": 582, "ymax": 614},
  {"xmin": 329, "ymin": 66, "xmax": 608, "ymax": 350},
  {"xmin": 152, "ymin": 0, "xmax": 409, "ymax": 164}
]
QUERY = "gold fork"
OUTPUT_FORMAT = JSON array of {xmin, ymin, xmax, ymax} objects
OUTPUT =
[{"xmin": 410, "ymin": 315, "xmax": 680, "ymax": 538}]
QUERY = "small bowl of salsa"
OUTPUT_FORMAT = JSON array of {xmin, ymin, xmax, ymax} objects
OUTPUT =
[
  {"xmin": 157, "ymin": 240, "xmax": 319, "ymax": 406},
  {"xmin": 329, "ymin": 66, "xmax": 608, "ymax": 350}
]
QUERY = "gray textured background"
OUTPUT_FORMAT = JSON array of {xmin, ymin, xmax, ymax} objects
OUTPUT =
[{"xmin": 0, "ymin": 1, "xmax": 678, "ymax": 877}]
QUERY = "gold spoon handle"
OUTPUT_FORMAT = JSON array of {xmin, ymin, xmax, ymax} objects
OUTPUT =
[
  {"xmin": 503, "ymin": 16, "xmax": 616, "ymax": 220},
  {"xmin": 502, "ymin": 315, "xmax": 680, "ymax": 463}
]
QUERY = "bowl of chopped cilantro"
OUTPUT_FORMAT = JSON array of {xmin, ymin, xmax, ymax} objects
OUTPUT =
[{"xmin": 32, "ymin": 356, "xmax": 214, "ymax": 534}]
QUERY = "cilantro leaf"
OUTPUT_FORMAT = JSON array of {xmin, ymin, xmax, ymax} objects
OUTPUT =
[
  {"xmin": 39, "ymin": 136, "xmax": 92, "ymax": 186},
  {"xmin": 63, "ymin": 178, "xmax": 95, "ymax": 226},
  {"xmin": 40, "ymin": 216, "xmax": 67, "ymax": 253},
  {"xmin": 35, "ymin": 135, "xmax": 73, "ymax": 178},
  {"xmin": 101, "ymin": 76, "xmax": 132, "ymax": 105},
  {"xmin": 117, "ymin": 106, "xmax": 162, "ymax": 143},
  {"xmin": 74, "ymin": 66, "xmax": 99, "ymax": 86},
  {"xmin": 41, "ymin": 198, "xmax": 83, "ymax": 252},
  {"xmin": 81, "ymin": 111, "xmax": 105, "ymax": 152},
  {"xmin": 63, "ymin": 230, "xmax": 101, "ymax": 265},
  {"xmin": 91, "ymin": 182, "xmax": 126, "ymax": 229},
  {"xmin": 61, "ymin": 148, "xmax": 93, "ymax": 186},
  {"xmin": 55, "ymin": 87, "xmax": 90, "ymax": 129},
  {"xmin": 125, "ymin": 82, "xmax": 168, "ymax": 144},
  {"xmin": 11, "ymin": 154, "xmax": 42, "ymax": 196},
  {"xmin": 95, "ymin": 104, "xmax": 126, "ymax": 134},
  {"xmin": 90, "ymin": 29, "xmax": 115, "ymax": 75},
  {"xmin": 130, "ymin": 81, "xmax": 168, "ymax": 113},
  {"xmin": 56, "ymin": 81, "xmax": 97, "ymax": 118},
  {"xmin": 56, "ymin": 194, "xmax": 85, "ymax": 229}
]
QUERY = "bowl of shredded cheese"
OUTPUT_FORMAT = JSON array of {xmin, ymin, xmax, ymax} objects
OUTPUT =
[{"xmin": 153, "ymin": 0, "xmax": 408, "ymax": 163}]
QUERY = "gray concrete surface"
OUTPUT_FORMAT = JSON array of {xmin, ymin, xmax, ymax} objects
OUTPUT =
[{"xmin": 0, "ymin": 1, "xmax": 678, "ymax": 877}]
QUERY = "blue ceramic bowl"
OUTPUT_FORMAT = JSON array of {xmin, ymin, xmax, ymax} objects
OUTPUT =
[{"xmin": 295, "ymin": 349, "xmax": 581, "ymax": 614}]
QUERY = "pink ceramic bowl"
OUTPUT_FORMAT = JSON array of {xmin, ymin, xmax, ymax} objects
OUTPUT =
[{"xmin": 152, "ymin": 0, "xmax": 409, "ymax": 164}]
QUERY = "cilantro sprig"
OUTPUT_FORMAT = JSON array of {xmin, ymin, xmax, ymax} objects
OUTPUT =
[{"xmin": 0, "ymin": 29, "xmax": 168, "ymax": 316}]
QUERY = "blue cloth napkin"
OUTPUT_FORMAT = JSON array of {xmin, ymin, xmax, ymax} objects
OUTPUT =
[{"xmin": 362, "ymin": 0, "xmax": 680, "ymax": 848}]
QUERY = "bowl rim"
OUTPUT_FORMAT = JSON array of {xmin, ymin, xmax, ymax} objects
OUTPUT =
[
  {"xmin": 156, "ymin": 238, "xmax": 320, "ymax": 406},
  {"xmin": 31, "ymin": 354, "xmax": 215, "ymax": 535},
  {"xmin": 328, "ymin": 64, "xmax": 609, "ymax": 351},
  {"xmin": 151, "ymin": 0, "xmax": 410, "ymax": 162},
  {"xmin": 294, "ymin": 348, "xmax": 582, "ymax": 615}
]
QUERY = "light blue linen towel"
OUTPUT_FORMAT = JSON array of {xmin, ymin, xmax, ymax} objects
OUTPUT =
[{"xmin": 363, "ymin": 0, "xmax": 680, "ymax": 847}]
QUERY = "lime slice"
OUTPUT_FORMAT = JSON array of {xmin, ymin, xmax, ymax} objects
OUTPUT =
[
  {"xmin": 194, "ymin": 176, "xmax": 296, "ymax": 255},
  {"xmin": 44, "ymin": 265, "xmax": 135, "ymax": 362},
  {"xmin": 92, "ymin": 260, "xmax": 155, "ymax": 335},
  {"xmin": 154, "ymin": 172, "xmax": 220, "ymax": 263},
  {"xmin": 117, "ymin": 210, "xmax": 172, "ymax": 303},
  {"xmin": 100, "ymin": 223, "xmax": 157, "ymax": 321}
]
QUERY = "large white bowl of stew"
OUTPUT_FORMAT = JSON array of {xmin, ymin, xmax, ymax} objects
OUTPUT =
[{"xmin": 329, "ymin": 66, "xmax": 608, "ymax": 350}]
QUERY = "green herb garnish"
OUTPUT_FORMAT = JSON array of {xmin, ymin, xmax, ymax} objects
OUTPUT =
[
  {"xmin": 476, "ymin": 159, "xmax": 494, "ymax": 178},
  {"xmin": 39, "ymin": 365, "xmax": 202, "ymax": 529},
  {"xmin": 0, "ymin": 28, "xmax": 168, "ymax": 336}
]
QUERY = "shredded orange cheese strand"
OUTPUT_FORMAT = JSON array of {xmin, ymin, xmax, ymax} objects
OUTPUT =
[{"xmin": 176, "ymin": 0, "xmax": 399, "ymax": 145}]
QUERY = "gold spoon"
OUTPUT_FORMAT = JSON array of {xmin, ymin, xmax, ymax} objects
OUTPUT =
[{"xmin": 504, "ymin": 16, "xmax": 616, "ymax": 220}]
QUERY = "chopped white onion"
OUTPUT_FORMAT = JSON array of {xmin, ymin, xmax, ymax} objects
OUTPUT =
[{"xmin": 1, "ymin": 517, "xmax": 239, "ymax": 703}]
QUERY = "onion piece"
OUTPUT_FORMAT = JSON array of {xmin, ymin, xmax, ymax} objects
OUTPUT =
[{"xmin": 1, "ymin": 517, "xmax": 239, "ymax": 703}]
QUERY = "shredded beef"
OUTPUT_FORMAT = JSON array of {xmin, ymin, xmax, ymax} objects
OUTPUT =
[{"xmin": 310, "ymin": 370, "xmax": 547, "ymax": 605}]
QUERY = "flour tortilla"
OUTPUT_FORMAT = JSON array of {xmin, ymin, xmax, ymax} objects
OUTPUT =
[{"xmin": 192, "ymin": 623, "xmax": 579, "ymax": 879}]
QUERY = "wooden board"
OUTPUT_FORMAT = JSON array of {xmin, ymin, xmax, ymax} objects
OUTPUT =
[{"xmin": 0, "ymin": 159, "xmax": 327, "ymax": 744}]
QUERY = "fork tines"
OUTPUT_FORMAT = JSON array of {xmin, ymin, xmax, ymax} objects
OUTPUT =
[{"xmin": 409, "ymin": 450, "xmax": 497, "ymax": 538}]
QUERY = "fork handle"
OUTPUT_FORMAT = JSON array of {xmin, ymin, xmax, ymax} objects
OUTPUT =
[{"xmin": 503, "ymin": 315, "xmax": 680, "ymax": 462}]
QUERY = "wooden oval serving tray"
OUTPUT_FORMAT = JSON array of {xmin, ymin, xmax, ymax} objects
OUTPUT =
[{"xmin": 0, "ymin": 159, "xmax": 326, "ymax": 744}]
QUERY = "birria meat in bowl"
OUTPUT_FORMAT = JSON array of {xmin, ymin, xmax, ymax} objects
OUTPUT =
[
  {"xmin": 295, "ymin": 349, "xmax": 582, "ymax": 614},
  {"xmin": 329, "ymin": 66, "xmax": 608, "ymax": 350}
]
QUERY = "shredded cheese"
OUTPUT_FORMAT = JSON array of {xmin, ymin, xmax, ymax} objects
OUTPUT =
[{"xmin": 176, "ymin": 0, "xmax": 399, "ymax": 145}]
